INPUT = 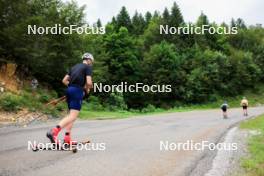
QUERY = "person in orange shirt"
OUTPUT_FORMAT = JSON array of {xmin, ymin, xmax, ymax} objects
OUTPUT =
[{"xmin": 240, "ymin": 97, "xmax": 249, "ymax": 116}]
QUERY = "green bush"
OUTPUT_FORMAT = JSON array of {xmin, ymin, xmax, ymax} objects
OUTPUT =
[
  {"xmin": 0, "ymin": 93, "xmax": 21, "ymax": 112},
  {"xmin": 42, "ymin": 106, "xmax": 60, "ymax": 117},
  {"xmin": 38, "ymin": 94, "xmax": 50, "ymax": 103},
  {"xmin": 55, "ymin": 102, "xmax": 66, "ymax": 111},
  {"xmin": 37, "ymin": 89, "xmax": 55, "ymax": 103},
  {"xmin": 129, "ymin": 109, "xmax": 140, "ymax": 113},
  {"xmin": 141, "ymin": 104, "xmax": 156, "ymax": 113},
  {"xmin": 20, "ymin": 91, "xmax": 42, "ymax": 109},
  {"xmin": 107, "ymin": 92, "xmax": 128, "ymax": 111},
  {"xmin": 82, "ymin": 96, "xmax": 104, "ymax": 111}
]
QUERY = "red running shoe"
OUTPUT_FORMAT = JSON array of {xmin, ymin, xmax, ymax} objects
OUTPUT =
[
  {"xmin": 64, "ymin": 134, "xmax": 77, "ymax": 145},
  {"xmin": 46, "ymin": 127, "xmax": 61, "ymax": 144}
]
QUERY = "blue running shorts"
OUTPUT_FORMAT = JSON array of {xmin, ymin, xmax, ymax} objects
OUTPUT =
[{"xmin": 66, "ymin": 85, "xmax": 84, "ymax": 111}]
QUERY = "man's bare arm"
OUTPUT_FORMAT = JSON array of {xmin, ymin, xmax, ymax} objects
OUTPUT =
[
  {"xmin": 85, "ymin": 76, "xmax": 93, "ymax": 94},
  {"xmin": 62, "ymin": 74, "xmax": 70, "ymax": 86}
]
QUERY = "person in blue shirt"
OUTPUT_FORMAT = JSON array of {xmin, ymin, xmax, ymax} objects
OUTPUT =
[
  {"xmin": 46, "ymin": 53, "xmax": 94, "ymax": 144},
  {"xmin": 221, "ymin": 101, "xmax": 229, "ymax": 119}
]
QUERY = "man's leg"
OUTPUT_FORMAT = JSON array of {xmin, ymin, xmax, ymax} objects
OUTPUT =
[
  {"xmin": 224, "ymin": 111, "xmax": 227, "ymax": 118},
  {"xmin": 58, "ymin": 110, "xmax": 79, "ymax": 128},
  {"xmin": 47, "ymin": 110, "xmax": 79, "ymax": 143},
  {"xmin": 243, "ymin": 106, "xmax": 248, "ymax": 116},
  {"xmin": 60, "ymin": 110, "xmax": 79, "ymax": 144},
  {"xmin": 245, "ymin": 107, "xmax": 248, "ymax": 116},
  {"xmin": 63, "ymin": 122, "xmax": 75, "ymax": 144},
  {"xmin": 65, "ymin": 121, "xmax": 74, "ymax": 133}
]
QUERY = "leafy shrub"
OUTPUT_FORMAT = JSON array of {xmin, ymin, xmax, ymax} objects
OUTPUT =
[
  {"xmin": 107, "ymin": 92, "xmax": 127, "ymax": 111},
  {"xmin": 55, "ymin": 102, "xmax": 66, "ymax": 111},
  {"xmin": 37, "ymin": 89, "xmax": 56, "ymax": 103},
  {"xmin": 0, "ymin": 93, "xmax": 21, "ymax": 112},
  {"xmin": 39, "ymin": 94, "xmax": 50, "ymax": 103},
  {"xmin": 129, "ymin": 109, "xmax": 140, "ymax": 113},
  {"xmin": 141, "ymin": 104, "xmax": 156, "ymax": 113},
  {"xmin": 20, "ymin": 91, "xmax": 42, "ymax": 109},
  {"xmin": 42, "ymin": 107, "xmax": 60, "ymax": 117},
  {"xmin": 83, "ymin": 96, "xmax": 104, "ymax": 111}
]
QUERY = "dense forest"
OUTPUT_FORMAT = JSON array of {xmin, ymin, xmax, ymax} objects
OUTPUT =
[{"xmin": 1, "ymin": 0, "xmax": 264, "ymax": 110}]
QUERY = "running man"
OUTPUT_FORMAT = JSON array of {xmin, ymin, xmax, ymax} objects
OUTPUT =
[
  {"xmin": 221, "ymin": 101, "xmax": 229, "ymax": 119},
  {"xmin": 46, "ymin": 53, "xmax": 94, "ymax": 144},
  {"xmin": 240, "ymin": 97, "xmax": 249, "ymax": 116}
]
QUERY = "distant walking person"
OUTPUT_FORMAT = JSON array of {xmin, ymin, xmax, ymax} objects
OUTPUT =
[
  {"xmin": 240, "ymin": 97, "xmax": 248, "ymax": 116},
  {"xmin": 221, "ymin": 101, "xmax": 229, "ymax": 119},
  {"xmin": 31, "ymin": 78, "xmax": 38, "ymax": 96}
]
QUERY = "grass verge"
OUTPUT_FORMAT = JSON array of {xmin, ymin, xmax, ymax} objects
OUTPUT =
[
  {"xmin": 79, "ymin": 94, "xmax": 264, "ymax": 120},
  {"xmin": 240, "ymin": 114, "xmax": 264, "ymax": 176},
  {"xmin": 79, "ymin": 106, "xmax": 200, "ymax": 120},
  {"xmin": 80, "ymin": 85, "xmax": 264, "ymax": 119},
  {"xmin": 0, "ymin": 87, "xmax": 66, "ymax": 117},
  {"xmin": 1, "ymin": 84, "xmax": 264, "ymax": 120}
]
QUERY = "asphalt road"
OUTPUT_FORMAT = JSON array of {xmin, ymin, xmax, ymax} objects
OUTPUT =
[{"xmin": 1, "ymin": 107, "xmax": 264, "ymax": 176}]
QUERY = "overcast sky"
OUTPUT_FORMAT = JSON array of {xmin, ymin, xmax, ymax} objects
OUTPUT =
[{"xmin": 67, "ymin": 0, "xmax": 263, "ymax": 26}]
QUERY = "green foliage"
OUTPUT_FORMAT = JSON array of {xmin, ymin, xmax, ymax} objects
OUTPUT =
[
  {"xmin": 142, "ymin": 41, "xmax": 181, "ymax": 105},
  {"xmin": 82, "ymin": 96, "xmax": 104, "ymax": 111},
  {"xmin": 0, "ymin": 86, "xmax": 65, "ymax": 117},
  {"xmin": 0, "ymin": 93, "xmax": 21, "ymax": 112},
  {"xmin": 162, "ymin": 8, "xmax": 170, "ymax": 24},
  {"xmin": 38, "ymin": 93, "xmax": 51, "ymax": 103},
  {"xmin": 107, "ymin": 92, "xmax": 127, "ymax": 111},
  {"xmin": 103, "ymin": 27, "xmax": 140, "ymax": 82},
  {"xmin": 141, "ymin": 104, "xmax": 156, "ymax": 113},
  {"xmin": 169, "ymin": 2, "xmax": 184, "ymax": 27},
  {"xmin": 240, "ymin": 115, "xmax": 264, "ymax": 131},
  {"xmin": 240, "ymin": 115, "xmax": 264, "ymax": 176},
  {"xmin": 131, "ymin": 11, "xmax": 146, "ymax": 35},
  {"xmin": 145, "ymin": 11, "xmax": 152, "ymax": 25},
  {"xmin": 116, "ymin": 6, "xmax": 132, "ymax": 32},
  {"xmin": 0, "ymin": 0, "xmax": 85, "ymax": 91},
  {"xmin": 1, "ymin": 1, "xmax": 264, "ymax": 110},
  {"xmin": 196, "ymin": 12, "xmax": 209, "ymax": 26},
  {"xmin": 79, "ymin": 87, "xmax": 264, "ymax": 119},
  {"xmin": 143, "ymin": 17, "xmax": 163, "ymax": 48}
]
